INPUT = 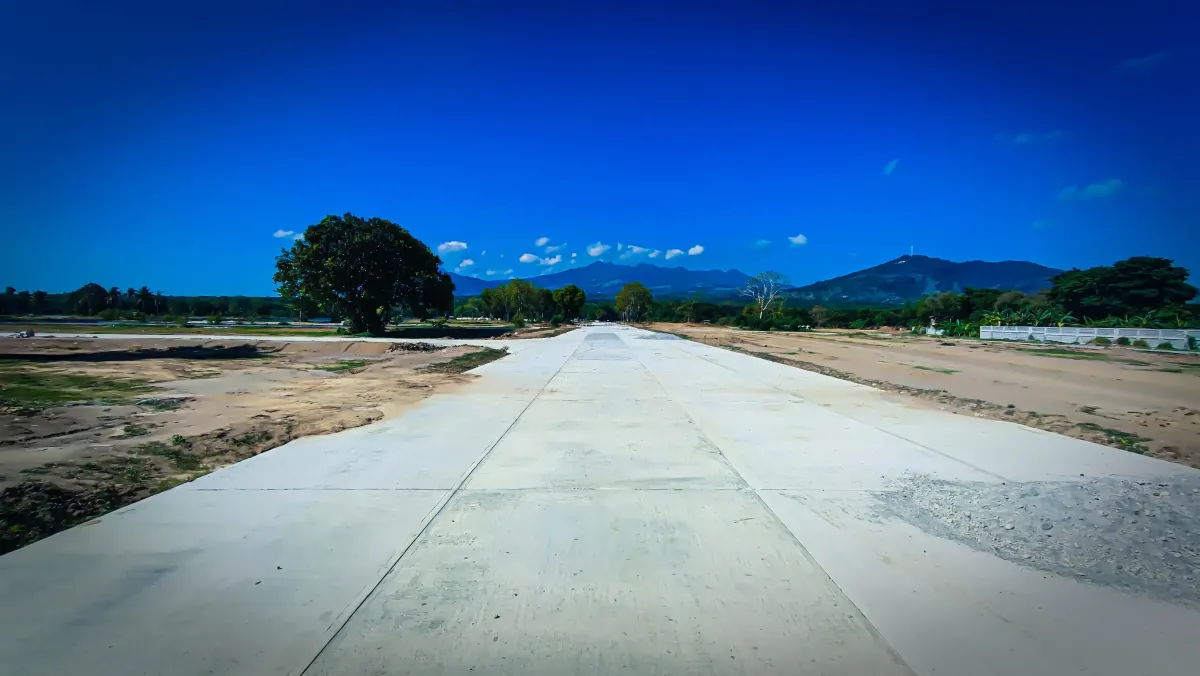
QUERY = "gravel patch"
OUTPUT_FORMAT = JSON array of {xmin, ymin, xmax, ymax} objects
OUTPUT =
[{"xmin": 875, "ymin": 475, "xmax": 1200, "ymax": 608}]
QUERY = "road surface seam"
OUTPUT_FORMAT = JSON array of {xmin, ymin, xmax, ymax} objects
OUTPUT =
[
  {"xmin": 676, "ymin": 337, "xmax": 1010, "ymax": 482},
  {"xmin": 289, "ymin": 343, "xmax": 576, "ymax": 676},
  {"xmin": 626, "ymin": 331, "xmax": 921, "ymax": 676}
]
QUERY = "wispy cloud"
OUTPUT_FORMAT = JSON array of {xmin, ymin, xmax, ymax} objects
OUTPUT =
[
  {"xmin": 687, "ymin": 245, "xmax": 704, "ymax": 256},
  {"xmin": 541, "ymin": 254, "xmax": 562, "ymax": 266},
  {"xmin": 752, "ymin": 239, "xmax": 771, "ymax": 248},
  {"xmin": 273, "ymin": 229, "xmax": 294, "ymax": 238},
  {"xmin": 504, "ymin": 269, "xmax": 514, "ymax": 276},
  {"xmin": 518, "ymin": 253, "xmax": 539, "ymax": 263},
  {"xmin": 1059, "ymin": 178, "xmax": 1124, "ymax": 201},
  {"xmin": 883, "ymin": 159, "xmax": 899, "ymax": 176},
  {"xmin": 544, "ymin": 243, "xmax": 564, "ymax": 254},
  {"xmin": 454, "ymin": 259, "xmax": 475, "ymax": 273},
  {"xmin": 293, "ymin": 233, "xmax": 304, "ymax": 241},
  {"xmin": 788, "ymin": 233, "xmax": 808, "ymax": 246},
  {"xmin": 665, "ymin": 248, "xmax": 685, "ymax": 259},
  {"xmin": 480, "ymin": 250, "xmax": 487, "ymax": 255},
  {"xmin": 485, "ymin": 269, "xmax": 497, "ymax": 276},
  {"xmin": 437, "ymin": 241, "xmax": 468, "ymax": 254},
  {"xmin": 534, "ymin": 236, "xmax": 550, "ymax": 247},
  {"xmin": 586, "ymin": 241, "xmax": 611, "ymax": 257},
  {"xmin": 648, "ymin": 249, "xmax": 660, "ymax": 258},
  {"xmin": 619, "ymin": 244, "xmax": 652, "ymax": 259},
  {"xmin": 1119, "ymin": 51, "xmax": 1166, "ymax": 73},
  {"xmin": 996, "ymin": 130, "xmax": 1064, "ymax": 145},
  {"xmin": 571, "ymin": 252, "xmax": 577, "ymax": 258}
]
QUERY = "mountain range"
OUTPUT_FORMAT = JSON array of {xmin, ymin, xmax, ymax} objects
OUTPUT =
[{"xmin": 448, "ymin": 255, "xmax": 1064, "ymax": 304}]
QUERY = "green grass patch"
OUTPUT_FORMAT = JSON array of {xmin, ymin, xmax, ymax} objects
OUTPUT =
[
  {"xmin": 136, "ymin": 440, "xmax": 202, "ymax": 470},
  {"xmin": 0, "ymin": 359, "xmax": 156, "ymax": 409},
  {"xmin": 421, "ymin": 347, "xmax": 509, "ymax": 373},
  {"xmin": 1016, "ymin": 347, "xmax": 1109, "ymax": 360},
  {"xmin": 1078, "ymin": 422, "xmax": 1151, "ymax": 454},
  {"xmin": 317, "ymin": 359, "xmax": 370, "ymax": 372},
  {"xmin": 232, "ymin": 431, "xmax": 272, "ymax": 447},
  {"xmin": 118, "ymin": 423, "xmax": 149, "ymax": 438},
  {"xmin": 3, "ymin": 324, "xmax": 342, "ymax": 337},
  {"xmin": 913, "ymin": 365, "xmax": 958, "ymax": 375}
]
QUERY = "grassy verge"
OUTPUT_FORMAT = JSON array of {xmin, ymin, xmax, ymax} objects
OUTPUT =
[
  {"xmin": 0, "ymin": 359, "xmax": 156, "ymax": 411},
  {"xmin": 3, "ymin": 324, "xmax": 345, "ymax": 337},
  {"xmin": 422, "ymin": 347, "xmax": 509, "ymax": 373},
  {"xmin": 1016, "ymin": 347, "xmax": 1110, "ymax": 360},
  {"xmin": 317, "ymin": 359, "xmax": 370, "ymax": 372},
  {"xmin": 913, "ymin": 365, "xmax": 959, "ymax": 375}
]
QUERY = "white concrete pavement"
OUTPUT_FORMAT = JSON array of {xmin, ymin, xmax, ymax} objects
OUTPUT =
[{"xmin": 2, "ymin": 324, "xmax": 1198, "ymax": 675}]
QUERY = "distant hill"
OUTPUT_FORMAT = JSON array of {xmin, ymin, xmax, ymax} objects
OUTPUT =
[
  {"xmin": 784, "ymin": 255, "xmax": 1063, "ymax": 305},
  {"xmin": 449, "ymin": 261, "xmax": 750, "ymax": 298}
]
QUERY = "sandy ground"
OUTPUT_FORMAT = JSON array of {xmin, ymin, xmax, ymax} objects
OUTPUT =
[
  {"xmin": 655, "ymin": 324, "xmax": 1200, "ymax": 467},
  {"xmin": 0, "ymin": 337, "xmax": 504, "ymax": 553}
]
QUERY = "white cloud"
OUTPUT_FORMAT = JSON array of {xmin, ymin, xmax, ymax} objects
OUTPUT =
[
  {"xmin": 665, "ymin": 248, "xmax": 685, "ymax": 259},
  {"xmin": 437, "ymin": 241, "xmax": 468, "ymax": 254},
  {"xmin": 504, "ymin": 269, "xmax": 513, "ymax": 276},
  {"xmin": 753, "ymin": 239, "xmax": 771, "ymax": 248},
  {"xmin": 687, "ymin": 245, "xmax": 704, "ymax": 256},
  {"xmin": 540, "ymin": 254, "xmax": 562, "ymax": 266},
  {"xmin": 534, "ymin": 236, "xmax": 550, "ymax": 247},
  {"xmin": 1119, "ymin": 51, "xmax": 1166, "ymax": 73},
  {"xmin": 617, "ymin": 242, "xmax": 623, "ymax": 251},
  {"xmin": 273, "ymin": 229, "xmax": 294, "ymax": 238},
  {"xmin": 519, "ymin": 253, "xmax": 539, "ymax": 263},
  {"xmin": 883, "ymin": 159, "xmax": 899, "ymax": 175},
  {"xmin": 620, "ymin": 244, "xmax": 652, "ymax": 259},
  {"xmin": 293, "ymin": 233, "xmax": 305, "ymax": 241},
  {"xmin": 587, "ymin": 241, "xmax": 611, "ymax": 256},
  {"xmin": 1060, "ymin": 178, "xmax": 1124, "ymax": 201},
  {"xmin": 454, "ymin": 259, "xmax": 475, "ymax": 273},
  {"xmin": 788, "ymin": 234, "xmax": 808, "ymax": 246},
  {"xmin": 996, "ymin": 130, "xmax": 1064, "ymax": 145},
  {"xmin": 571, "ymin": 252, "xmax": 577, "ymax": 258},
  {"xmin": 544, "ymin": 243, "xmax": 564, "ymax": 254},
  {"xmin": 648, "ymin": 249, "xmax": 661, "ymax": 258},
  {"xmin": 485, "ymin": 269, "xmax": 497, "ymax": 276}
]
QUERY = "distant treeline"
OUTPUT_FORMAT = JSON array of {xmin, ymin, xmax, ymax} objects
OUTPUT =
[
  {"xmin": 5, "ymin": 257, "xmax": 1195, "ymax": 335},
  {"xmin": 0, "ymin": 283, "xmax": 293, "ymax": 320}
]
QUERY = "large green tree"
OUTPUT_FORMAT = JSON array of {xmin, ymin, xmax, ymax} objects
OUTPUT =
[
  {"xmin": 552, "ymin": 284, "xmax": 587, "ymax": 321},
  {"xmin": 615, "ymin": 281, "xmax": 653, "ymax": 322},
  {"xmin": 273, "ymin": 213, "xmax": 453, "ymax": 335},
  {"xmin": 1048, "ymin": 256, "xmax": 1196, "ymax": 319}
]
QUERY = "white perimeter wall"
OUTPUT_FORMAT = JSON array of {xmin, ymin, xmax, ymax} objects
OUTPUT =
[{"xmin": 980, "ymin": 326, "xmax": 1200, "ymax": 349}]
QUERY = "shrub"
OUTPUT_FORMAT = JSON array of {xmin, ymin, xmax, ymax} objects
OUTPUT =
[
  {"xmin": 1090, "ymin": 337, "xmax": 1112, "ymax": 346},
  {"xmin": 550, "ymin": 314, "xmax": 564, "ymax": 327},
  {"xmin": 1131, "ymin": 339, "xmax": 1149, "ymax": 348},
  {"xmin": 1189, "ymin": 335, "xmax": 1199, "ymax": 351},
  {"xmin": 173, "ymin": 315, "xmax": 189, "ymax": 328},
  {"xmin": 511, "ymin": 313, "xmax": 527, "ymax": 329},
  {"xmin": 1155, "ymin": 342, "xmax": 1175, "ymax": 350},
  {"xmin": 1116, "ymin": 336, "xmax": 1131, "ymax": 346},
  {"xmin": 206, "ymin": 314, "xmax": 223, "ymax": 325},
  {"xmin": 98, "ymin": 308, "xmax": 119, "ymax": 320},
  {"xmin": 277, "ymin": 321, "xmax": 291, "ymax": 326}
]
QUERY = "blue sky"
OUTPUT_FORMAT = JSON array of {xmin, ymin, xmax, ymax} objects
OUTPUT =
[{"xmin": 2, "ymin": 0, "xmax": 1196, "ymax": 295}]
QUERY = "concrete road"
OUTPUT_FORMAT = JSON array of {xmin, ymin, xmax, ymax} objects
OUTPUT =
[{"xmin": 2, "ymin": 325, "xmax": 1198, "ymax": 675}]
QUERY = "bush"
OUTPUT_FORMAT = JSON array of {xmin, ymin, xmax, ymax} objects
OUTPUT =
[
  {"xmin": 98, "ymin": 308, "xmax": 119, "ymax": 320},
  {"xmin": 173, "ymin": 315, "xmax": 189, "ymax": 328},
  {"xmin": 277, "ymin": 321, "xmax": 291, "ymax": 326},
  {"xmin": 206, "ymin": 314, "xmax": 223, "ymax": 325},
  {"xmin": 1131, "ymin": 339, "xmax": 1149, "ymax": 348},
  {"xmin": 1090, "ymin": 337, "xmax": 1112, "ymax": 346},
  {"xmin": 1189, "ymin": 335, "xmax": 1199, "ymax": 351},
  {"xmin": 1116, "ymin": 336, "xmax": 1131, "ymax": 346},
  {"xmin": 511, "ymin": 313, "xmax": 527, "ymax": 329},
  {"xmin": 550, "ymin": 314, "xmax": 564, "ymax": 327},
  {"xmin": 1155, "ymin": 342, "xmax": 1175, "ymax": 350}
]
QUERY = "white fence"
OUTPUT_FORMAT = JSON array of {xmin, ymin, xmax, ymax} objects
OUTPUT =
[{"xmin": 980, "ymin": 326, "xmax": 1200, "ymax": 349}]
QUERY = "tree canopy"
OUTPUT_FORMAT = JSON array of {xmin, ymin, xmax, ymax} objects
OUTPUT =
[
  {"xmin": 273, "ymin": 213, "xmax": 452, "ymax": 335},
  {"xmin": 1048, "ymin": 256, "xmax": 1196, "ymax": 320},
  {"xmin": 552, "ymin": 284, "xmax": 587, "ymax": 320},
  {"xmin": 615, "ymin": 282, "xmax": 653, "ymax": 322}
]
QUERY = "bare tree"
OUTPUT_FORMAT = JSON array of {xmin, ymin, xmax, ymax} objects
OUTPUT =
[{"xmin": 739, "ymin": 271, "xmax": 789, "ymax": 319}]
